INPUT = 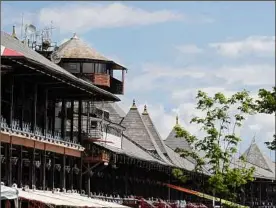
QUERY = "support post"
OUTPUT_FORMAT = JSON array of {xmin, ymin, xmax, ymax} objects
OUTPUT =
[
  {"xmin": 62, "ymin": 154, "xmax": 66, "ymax": 191},
  {"xmin": 42, "ymin": 146, "xmax": 46, "ymax": 190},
  {"xmin": 122, "ymin": 70, "xmax": 125, "ymax": 94},
  {"xmin": 52, "ymin": 153, "xmax": 55, "ymax": 189},
  {"xmin": 70, "ymin": 100, "xmax": 74, "ymax": 142},
  {"xmin": 17, "ymin": 146, "xmax": 23, "ymax": 188},
  {"xmin": 70, "ymin": 157, "xmax": 74, "ymax": 190},
  {"xmin": 20, "ymin": 81, "xmax": 25, "ymax": 130},
  {"xmin": 30, "ymin": 148, "xmax": 35, "ymax": 189},
  {"xmin": 51, "ymin": 99, "xmax": 56, "ymax": 135},
  {"xmin": 61, "ymin": 99, "xmax": 66, "ymax": 139},
  {"xmin": 78, "ymin": 99, "xmax": 83, "ymax": 193},
  {"xmin": 32, "ymin": 84, "xmax": 37, "ymax": 132},
  {"xmin": 44, "ymin": 89, "xmax": 48, "ymax": 137}
]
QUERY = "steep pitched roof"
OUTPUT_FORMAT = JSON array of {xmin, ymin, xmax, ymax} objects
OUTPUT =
[
  {"xmin": 242, "ymin": 142, "xmax": 274, "ymax": 172},
  {"xmin": 121, "ymin": 101, "xmax": 172, "ymax": 165},
  {"xmin": 164, "ymin": 117, "xmax": 195, "ymax": 163},
  {"xmin": 141, "ymin": 106, "xmax": 200, "ymax": 171},
  {"xmin": 57, "ymin": 34, "xmax": 109, "ymax": 61},
  {"xmin": 56, "ymin": 33, "xmax": 126, "ymax": 70}
]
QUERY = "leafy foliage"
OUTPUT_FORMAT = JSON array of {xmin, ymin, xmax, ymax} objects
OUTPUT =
[
  {"xmin": 174, "ymin": 90, "xmax": 255, "ymax": 201},
  {"xmin": 256, "ymin": 87, "xmax": 276, "ymax": 150}
]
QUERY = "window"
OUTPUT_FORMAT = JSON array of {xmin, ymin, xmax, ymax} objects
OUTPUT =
[
  {"xmin": 62, "ymin": 62, "xmax": 80, "ymax": 73},
  {"xmin": 90, "ymin": 121, "xmax": 97, "ymax": 129},
  {"xmin": 83, "ymin": 63, "xmax": 95, "ymax": 73},
  {"xmin": 95, "ymin": 63, "xmax": 106, "ymax": 74}
]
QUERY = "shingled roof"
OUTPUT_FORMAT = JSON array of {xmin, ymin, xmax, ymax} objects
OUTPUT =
[
  {"xmin": 121, "ymin": 101, "xmax": 173, "ymax": 165},
  {"xmin": 164, "ymin": 117, "xmax": 195, "ymax": 164},
  {"xmin": 242, "ymin": 141, "xmax": 274, "ymax": 172},
  {"xmin": 56, "ymin": 33, "xmax": 126, "ymax": 70},
  {"xmin": 141, "ymin": 106, "xmax": 198, "ymax": 172}
]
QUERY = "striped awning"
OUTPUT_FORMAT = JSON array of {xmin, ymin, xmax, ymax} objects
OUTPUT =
[{"xmin": 1, "ymin": 45, "xmax": 23, "ymax": 57}]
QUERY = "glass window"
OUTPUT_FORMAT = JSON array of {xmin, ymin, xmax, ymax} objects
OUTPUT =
[
  {"xmin": 62, "ymin": 62, "xmax": 80, "ymax": 73},
  {"xmin": 95, "ymin": 63, "xmax": 106, "ymax": 74},
  {"xmin": 83, "ymin": 63, "xmax": 95, "ymax": 73}
]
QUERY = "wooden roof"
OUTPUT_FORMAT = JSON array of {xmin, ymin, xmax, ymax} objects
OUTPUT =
[
  {"xmin": 242, "ymin": 142, "xmax": 274, "ymax": 172},
  {"xmin": 1, "ymin": 31, "xmax": 120, "ymax": 101},
  {"xmin": 56, "ymin": 33, "xmax": 126, "ymax": 70}
]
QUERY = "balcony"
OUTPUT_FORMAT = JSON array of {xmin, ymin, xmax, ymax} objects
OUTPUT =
[
  {"xmin": 0, "ymin": 116, "xmax": 84, "ymax": 156},
  {"xmin": 88, "ymin": 73, "xmax": 110, "ymax": 87},
  {"xmin": 83, "ymin": 73, "xmax": 124, "ymax": 94}
]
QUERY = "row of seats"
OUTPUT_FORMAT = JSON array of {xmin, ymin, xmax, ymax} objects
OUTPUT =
[{"xmin": 0, "ymin": 116, "xmax": 84, "ymax": 150}]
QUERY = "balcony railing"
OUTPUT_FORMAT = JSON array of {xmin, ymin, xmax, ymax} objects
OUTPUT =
[
  {"xmin": 86, "ymin": 73, "xmax": 110, "ymax": 87},
  {"xmin": 0, "ymin": 116, "xmax": 84, "ymax": 151}
]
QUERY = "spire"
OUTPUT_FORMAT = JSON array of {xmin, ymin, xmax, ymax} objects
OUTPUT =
[
  {"xmin": 142, "ymin": 105, "xmax": 148, "ymax": 115},
  {"xmin": 175, "ymin": 115, "xmax": 180, "ymax": 127},
  {"xmin": 71, "ymin": 33, "xmax": 79, "ymax": 39},
  {"xmin": 12, "ymin": 26, "xmax": 18, "ymax": 40},
  {"xmin": 130, "ymin": 99, "xmax": 137, "ymax": 109},
  {"xmin": 252, "ymin": 133, "xmax": 256, "ymax": 144}
]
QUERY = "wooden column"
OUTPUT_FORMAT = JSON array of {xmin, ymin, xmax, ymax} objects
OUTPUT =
[
  {"xmin": 78, "ymin": 99, "xmax": 82, "ymax": 144},
  {"xmin": 70, "ymin": 157, "xmax": 74, "ymax": 190},
  {"xmin": 5, "ymin": 143, "xmax": 11, "ymax": 186},
  {"xmin": 78, "ymin": 99, "xmax": 83, "ymax": 193},
  {"xmin": 30, "ymin": 148, "xmax": 35, "ymax": 188},
  {"xmin": 17, "ymin": 146, "xmax": 23, "ymax": 188},
  {"xmin": 20, "ymin": 81, "xmax": 25, "ymax": 130},
  {"xmin": 51, "ymin": 99, "xmax": 56, "ymax": 135},
  {"xmin": 61, "ymin": 154, "xmax": 66, "ymax": 190},
  {"xmin": 9, "ymin": 77, "xmax": 14, "ymax": 128},
  {"xmin": 122, "ymin": 70, "xmax": 125, "ymax": 94},
  {"xmin": 70, "ymin": 100, "xmax": 74, "ymax": 142},
  {"xmin": 44, "ymin": 89, "xmax": 48, "ymax": 137},
  {"xmin": 42, "ymin": 147, "xmax": 46, "ymax": 190},
  {"xmin": 61, "ymin": 99, "xmax": 66, "ymax": 139},
  {"xmin": 52, "ymin": 153, "xmax": 55, "ymax": 189},
  {"xmin": 31, "ymin": 84, "xmax": 37, "ymax": 132}
]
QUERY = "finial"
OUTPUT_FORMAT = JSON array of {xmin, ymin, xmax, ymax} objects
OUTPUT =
[
  {"xmin": 131, "ymin": 99, "xmax": 137, "ymax": 109},
  {"xmin": 12, "ymin": 26, "xmax": 18, "ymax": 39},
  {"xmin": 72, "ymin": 33, "xmax": 79, "ymax": 39},
  {"xmin": 252, "ymin": 133, "xmax": 256, "ymax": 144},
  {"xmin": 142, "ymin": 105, "xmax": 148, "ymax": 115}
]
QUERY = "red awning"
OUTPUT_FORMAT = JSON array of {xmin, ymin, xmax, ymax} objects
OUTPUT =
[{"xmin": 1, "ymin": 45, "xmax": 23, "ymax": 57}]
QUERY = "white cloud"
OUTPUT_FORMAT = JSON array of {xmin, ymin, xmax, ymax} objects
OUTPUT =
[
  {"xmin": 39, "ymin": 3, "xmax": 183, "ymax": 33},
  {"xmin": 175, "ymin": 44, "xmax": 203, "ymax": 54},
  {"xmin": 209, "ymin": 36, "xmax": 275, "ymax": 58}
]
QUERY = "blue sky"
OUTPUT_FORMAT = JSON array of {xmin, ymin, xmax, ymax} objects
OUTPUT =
[{"xmin": 1, "ymin": 1, "xmax": 275, "ymax": 159}]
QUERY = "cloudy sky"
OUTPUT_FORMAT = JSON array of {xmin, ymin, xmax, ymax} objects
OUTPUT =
[{"xmin": 1, "ymin": 1, "xmax": 275, "ymax": 159}]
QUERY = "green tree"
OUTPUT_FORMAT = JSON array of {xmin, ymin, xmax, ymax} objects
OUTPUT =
[
  {"xmin": 256, "ymin": 87, "xmax": 276, "ymax": 150},
  {"xmin": 174, "ymin": 90, "xmax": 255, "ymax": 203}
]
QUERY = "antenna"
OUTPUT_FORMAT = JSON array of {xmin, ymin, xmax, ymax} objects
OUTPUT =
[{"xmin": 20, "ymin": 13, "xmax": 24, "ymax": 40}]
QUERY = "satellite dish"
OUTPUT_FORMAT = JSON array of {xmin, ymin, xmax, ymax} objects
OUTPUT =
[
  {"xmin": 51, "ymin": 51, "xmax": 61, "ymax": 64},
  {"xmin": 25, "ymin": 24, "xmax": 36, "ymax": 34}
]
